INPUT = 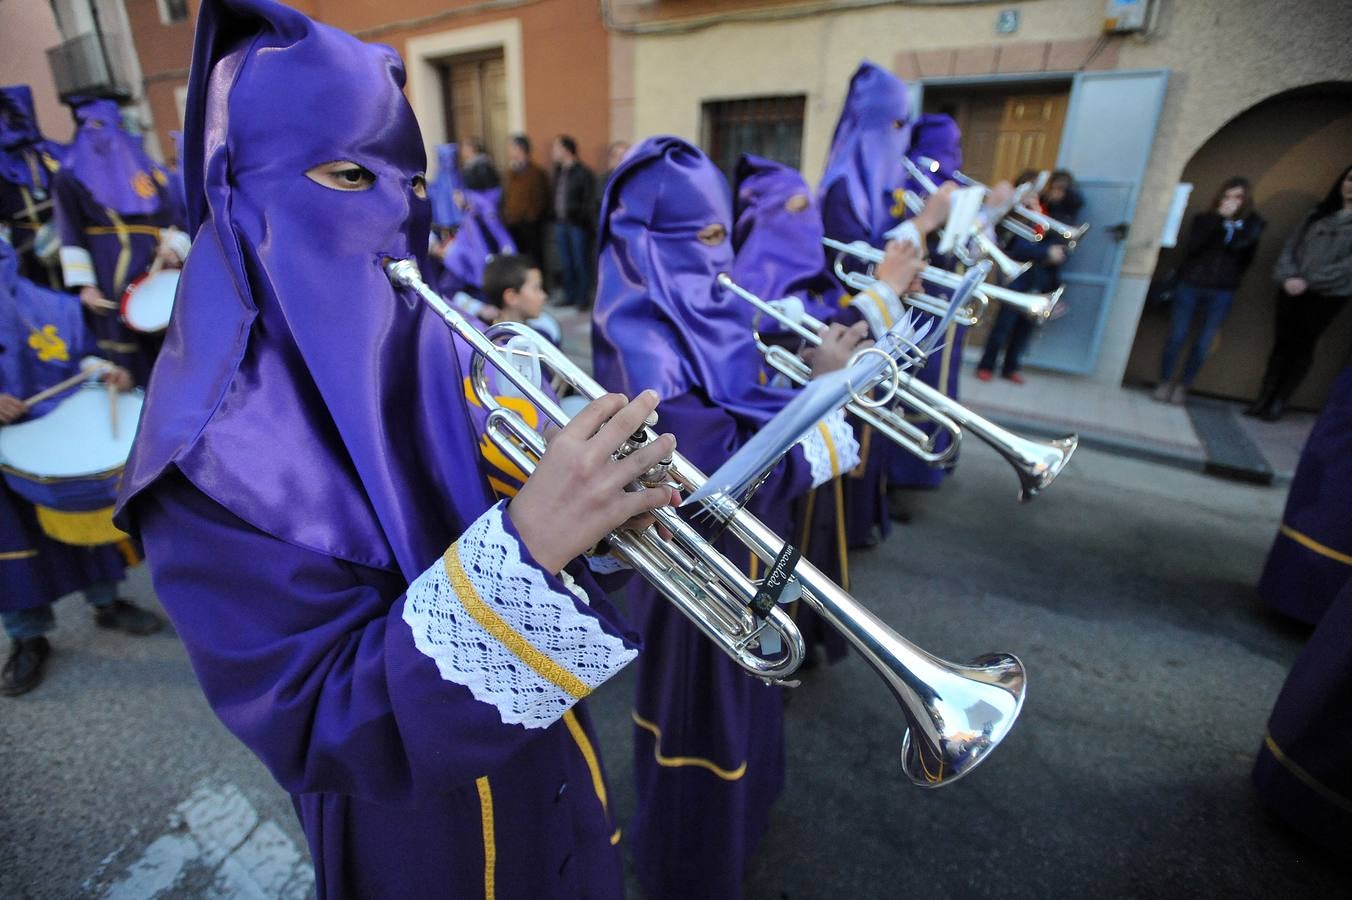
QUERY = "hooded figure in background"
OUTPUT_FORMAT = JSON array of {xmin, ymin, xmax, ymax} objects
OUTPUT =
[
  {"xmin": 593, "ymin": 135, "xmax": 862, "ymax": 900},
  {"xmin": 51, "ymin": 98, "xmax": 188, "ymax": 384},
  {"xmin": 887, "ymin": 112, "xmax": 967, "ymax": 495},
  {"xmin": 115, "ymin": 1, "xmax": 658, "ymax": 895},
  {"xmin": 0, "ymin": 232, "xmax": 149, "ymax": 697},
  {"xmin": 818, "ymin": 61, "xmax": 914, "ymax": 546},
  {"xmin": 1, "ymin": 86, "xmax": 67, "ymax": 288},
  {"xmin": 730, "ymin": 153, "xmax": 851, "ymax": 662}
]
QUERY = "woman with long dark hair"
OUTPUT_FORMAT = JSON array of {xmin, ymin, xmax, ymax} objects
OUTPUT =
[
  {"xmin": 1247, "ymin": 164, "xmax": 1352, "ymax": 420},
  {"xmin": 1154, "ymin": 177, "xmax": 1265, "ymax": 404}
]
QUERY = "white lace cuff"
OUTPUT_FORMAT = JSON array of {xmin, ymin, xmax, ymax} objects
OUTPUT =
[
  {"xmin": 881, "ymin": 220, "xmax": 922, "ymax": 249},
  {"xmin": 402, "ymin": 502, "xmax": 637, "ymax": 729},
  {"xmin": 59, "ymin": 245, "xmax": 96, "ymax": 288},
  {"xmin": 849, "ymin": 281, "xmax": 905, "ymax": 340},
  {"xmin": 798, "ymin": 408, "xmax": 860, "ymax": 488},
  {"xmin": 585, "ymin": 552, "xmax": 631, "ymax": 575}
]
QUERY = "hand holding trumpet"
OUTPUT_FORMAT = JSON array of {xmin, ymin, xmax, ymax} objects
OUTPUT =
[{"xmin": 508, "ymin": 389, "xmax": 679, "ymax": 573}]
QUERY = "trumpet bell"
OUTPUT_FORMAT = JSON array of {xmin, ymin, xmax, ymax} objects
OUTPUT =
[
  {"xmin": 1014, "ymin": 434, "xmax": 1079, "ymax": 502},
  {"xmin": 901, "ymin": 652, "xmax": 1027, "ymax": 787}
]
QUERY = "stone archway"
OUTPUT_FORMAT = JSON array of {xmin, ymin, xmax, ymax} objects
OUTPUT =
[{"xmin": 1124, "ymin": 82, "xmax": 1352, "ymax": 410}]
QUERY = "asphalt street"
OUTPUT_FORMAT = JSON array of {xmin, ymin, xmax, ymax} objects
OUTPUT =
[{"xmin": 2, "ymin": 445, "xmax": 1348, "ymax": 898}]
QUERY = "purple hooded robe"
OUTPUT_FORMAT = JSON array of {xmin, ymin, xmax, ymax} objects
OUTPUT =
[
  {"xmin": 0, "ymin": 85, "xmax": 67, "ymax": 288},
  {"xmin": 51, "ymin": 98, "xmax": 181, "ymax": 384},
  {"xmin": 114, "ymin": 2, "xmax": 637, "ymax": 896},
  {"xmin": 818, "ymin": 61, "xmax": 914, "ymax": 544},
  {"xmin": 593, "ymin": 136, "xmax": 855, "ymax": 899}
]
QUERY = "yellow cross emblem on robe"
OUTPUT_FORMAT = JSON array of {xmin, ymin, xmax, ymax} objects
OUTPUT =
[
  {"xmin": 132, "ymin": 171, "xmax": 156, "ymax": 199},
  {"xmin": 28, "ymin": 325, "xmax": 70, "ymax": 362},
  {"xmin": 889, "ymin": 187, "xmax": 908, "ymax": 219}
]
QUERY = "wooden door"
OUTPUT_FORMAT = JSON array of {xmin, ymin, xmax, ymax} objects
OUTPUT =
[
  {"xmin": 992, "ymin": 92, "xmax": 1068, "ymax": 181},
  {"xmin": 439, "ymin": 51, "xmax": 508, "ymax": 167}
]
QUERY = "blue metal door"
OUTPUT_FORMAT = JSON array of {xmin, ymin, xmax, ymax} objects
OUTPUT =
[{"xmin": 1023, "ymin": 69, "xmax": 1169, "ymax": 374}]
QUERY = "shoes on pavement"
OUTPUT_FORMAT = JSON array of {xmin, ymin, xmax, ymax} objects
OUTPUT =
[
  {"xmin": 1152, "ymin": 382, "xmax": 1173, "ymax": 402},
  {"xmin": 1170, "ymin": 384, "xmax": 1189, "ymax": 405},
  {"xmin": 2, "ymin": 636, "xmax": 50, "ymax": 697},
  {"xmin": 94, "ymin": 599, "xmax": 163, "ymax": 636},
  {"xmin": 1003, "ymin": 371, "xmax": 1026, "ymax": 385},
  {"xmin": 975, "ymin": 368, "xmax": 993, "ymax": 382}
]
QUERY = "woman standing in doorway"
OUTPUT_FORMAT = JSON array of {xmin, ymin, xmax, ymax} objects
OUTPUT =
[
  {"xmin": 1247, "ymin": 164, "xmax": 1352, "ymax": 421},
  {"xmin": 1154, "ymin": 177, "xmax": 1265, "ymax": 405}
]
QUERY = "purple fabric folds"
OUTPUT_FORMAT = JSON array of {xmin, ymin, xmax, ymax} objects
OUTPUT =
[
  {"xmin": 907, "ymin": 112, "xmax": 963, "ymax": 185},
  {"xmin": 818, "ymin": 61, "xmax": 913, "ymax": 248},
  {"xmin": 593, "ymin": 135, "xmax": 796, "ymax": 425},
  {"xmin": 0, "ymin": 85, "xmax": 66, "ymax": 191},
  {"xmin": 63, "ymin": 98, "xmax": 167, "ymax": 216},
  {"xmin": 427, "ymin": 143, "xmax": 463, "ymax": 230},
  {"xmin": 116, "ymin": 0, "xmax": 491, "ymax": 578},
  {"xmin": 731, "ymin": 153, "xmax": 840, "ymax": 318}
]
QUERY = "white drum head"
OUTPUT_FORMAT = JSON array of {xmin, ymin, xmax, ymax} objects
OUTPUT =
[
  {"xmin": 0, "ymin": 385, "xmax": 144, "ymax": 478},
  {"xmin": 124, "ymin": 270, "xmax": 180, "ymax": 333}
]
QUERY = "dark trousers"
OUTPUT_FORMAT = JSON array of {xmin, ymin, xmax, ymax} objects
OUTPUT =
[
  {"xmin": 507, "ymin": 220, "xmax": 544, "ymax": 270},
  {"xmin": 1259, "ymin": 290, "xmax": 1348, "ymax": 402},
  {"xmin": 554, "ymin": 222, "xmax": 592, "ymax": 306},
  {"xmin": 978, "ymin": 304, "xmax": 1034, "ymax": 375},
  {"xmin": 1159, "ymin": 283, "xmax": 1235, "ymax": 386}
]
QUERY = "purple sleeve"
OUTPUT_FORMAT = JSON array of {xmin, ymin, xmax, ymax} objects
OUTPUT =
[{"xmin": 134, "ymin": 473, "xmax": 635, "ymax": 805}]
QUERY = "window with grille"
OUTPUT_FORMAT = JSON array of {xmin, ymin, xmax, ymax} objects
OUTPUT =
[
  {"xmin": 701, "ymin": 95, "xmax": 806, "ymax": 182},
  {"xmin": 157, "ymin": 0, "xmax": 190, "ymax": 24}
]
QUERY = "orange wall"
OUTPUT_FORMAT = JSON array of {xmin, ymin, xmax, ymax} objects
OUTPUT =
[{"xmin": 125, "ymin": 0, "xmax": 612, "ymax": 172}]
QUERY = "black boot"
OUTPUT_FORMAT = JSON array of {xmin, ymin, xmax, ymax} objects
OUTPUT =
[
  {"xmin": 94, "ymin": 599, "xmax": 163, "ymax": 635},
  {"xmin": 1244, "ymin": 375, "xmax": 1279, "ymax": 417},
  {"xmin": 2, "ymin": 636, "xmax": 51, "ymax": 696}
]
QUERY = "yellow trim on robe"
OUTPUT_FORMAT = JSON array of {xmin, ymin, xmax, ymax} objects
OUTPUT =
[
  {"xmin": 815, "ymin": 420, "xmax": 841, "ymax": 476},
  {"xmin": 850, "ymin": 424, "xmax": 873, "ymax": 479},
  {"xmin": 35, "ymin": 506, "xmax": 129, "ymax": 546},
  {"xmin": 1263, "ymin": 732, "xmax": 1352, "ymax": 812},
  {"xmin": 442, "ymin": 544, "xmax": 591, "ymax": 700},
  {"xmin": 485, "ymin": 476, "xmax": 520, "ymax": 499},
  {"xmin": 103, "ymin": 210, "xmax": 136, "ymax": 296},
  {"xmin": 97, "ymin": 339, "xmax": 141, "ymax": 354},
  {"xmin": 475, "ymin": 776, "xmax": 497, "ymax": 900},
  {"xmin": 610, "ymin": 829, "xmax": 622, "ymax": 846},
  {"xmin": 798, "ymin": 487, "xmax": 818, "ymax": 556},
  {"xmin": 562, "ymin": 709, "xmax": 610, "ymax": 813},
  {"xmin": 1278, "ymin": 524, "xmax": 1352, "ymax": 567},
  {"xmin": 631, "ymin": 710, "xmax": 748, "ymax": 781},
  {"xmin": 0, "ymin": 549, "xmax": 40, "ymax": 561},
  {"xmin": 83, "ymin": 224, "xmax": 164, "ymax": 238}
]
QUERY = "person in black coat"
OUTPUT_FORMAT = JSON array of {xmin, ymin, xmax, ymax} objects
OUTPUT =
[
  {"xmin": 550, "ymin": 134, "xmax": 596, "ymax": 306},
  {"xmin": 1155, "ymin": 177, "xmax": 1264, "ymax": 404}
]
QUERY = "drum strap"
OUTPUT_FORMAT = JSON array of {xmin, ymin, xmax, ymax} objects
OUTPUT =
[{"xmin": 34, "ymin": 505, "xmax": 130, "ymax": 547}]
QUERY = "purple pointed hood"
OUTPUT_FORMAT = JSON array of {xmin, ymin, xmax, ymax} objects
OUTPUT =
[
  {"xmin": 438, "ymin": 185, "xmax": 516, "ymax": 295},
  {"xmin": 592, "ymin": 136, "xmax": 797, "ymax": 425},
  {"xmin": 64, "ymin": 97, "xmax": 167, "ymax": 216},
  {"xmin": 116, "ymin": 0, "xmax": 492, "ymax": 577},
  {"xmin": 730, "ymin": 154, "xmax": 839, "ymax": 317},
  {"xmin": 818, "ymin": 61, "xmax": 913, "ymax": 246},
  {"xmin": 0, "ymin": 85, "xmax": 66, "ymax": 191},
  {"xmin": 907, "ymin": 113, "xmax": 963, "ymax": 187},
  {"xmin": 428, "ymin": 143, "xmax": 463, "ymax": 229}
]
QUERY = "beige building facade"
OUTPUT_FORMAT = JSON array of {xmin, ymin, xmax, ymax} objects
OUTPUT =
[{"xmin": 614, "ymin": 0, "xmax": 1352, "ymax": 404}]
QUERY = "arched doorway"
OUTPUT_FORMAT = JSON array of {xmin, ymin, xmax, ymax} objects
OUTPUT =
[{"xmin": 1125, "ymin": 82, "xmax": 1352, "ymax": 411}]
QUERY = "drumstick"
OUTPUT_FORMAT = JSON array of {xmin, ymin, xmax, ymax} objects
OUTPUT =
[
  {"xmin": 107, "ymin": 381, "xmax": 119, "ymax": 440},
  {"xmin": 19, "ymin": 362, "xmax": 113, "ymax": 408}
]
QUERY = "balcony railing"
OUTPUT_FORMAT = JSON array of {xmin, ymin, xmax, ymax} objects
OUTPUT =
[{"xmin": 47, "ymin": 29, "xmax": 134, "ymax": 100}]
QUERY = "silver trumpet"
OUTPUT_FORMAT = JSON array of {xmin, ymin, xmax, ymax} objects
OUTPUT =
[
  {"xmin": 386, "ymin": 257, "xmax": 1027, "ymax": 787},
  {"xmin": 824, "ymin": 236, "xmax": 1063, "ymax": 323},
  {"xmin": 946, "ymin": 166, "xmax": 1091, "ymax": 248},
  {"xmin": 716, "ymin": 273, "xmax": 961, "ymax": 467},
  {"xmin": 901, "ymin": 157, "xmax": 1031, "ymax": 282},
  {"xmin": 817, "ymin": 241, "xmax": 1080, "ymax": 500}
]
